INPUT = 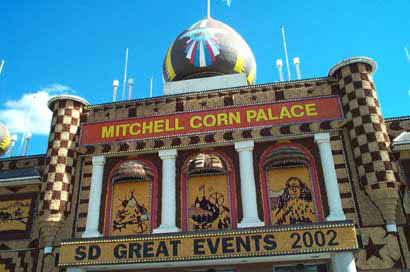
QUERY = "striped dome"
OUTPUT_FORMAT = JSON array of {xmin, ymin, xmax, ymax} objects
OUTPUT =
[{"xmin": 163, "ymin": 18, "xmax": 256, "ymax": 85}]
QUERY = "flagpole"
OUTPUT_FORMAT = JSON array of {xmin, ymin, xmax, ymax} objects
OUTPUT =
[
  {"xmin": 281, "ymin": 25, "xmax": 291, "ymax": 81},
  {"xmin": 121, "ymin": 48, "xmax": 129, "ymax": 101},
  {"xmin": 207, "ymin": 0, "xmax": 211, "ymax": 18},
  {"xmin": 150, "ymin": 76, "xmax": 153, "ymax": 98},
  {"xmin": 0, "ymin": 60, "xmax": 4, "ymax": 77}
]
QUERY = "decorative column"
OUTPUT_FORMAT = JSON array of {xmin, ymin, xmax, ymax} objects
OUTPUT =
[
  {"xmin": 329, "ymin": 57, "xmax": 401, "ymax": 232},
  {"xmin": 331, "ymin": 252, "xmax": 357, "ymax": 272},
  {"xmin": 83, "ymin": 156, "xmax": 106, "ymax": 238},
  {"xmin": 235, "ymin": 140, "xmax": 264, "ymax": 228},
  {"xmin": 314, "ymin": 133, "xmax": 346, "ymax": 221},
  {"xmin": 153, "ymin": 149, "xmax": 180, "ymax": 233},
  {"xmin": 315, "ymin": 133, "xmax": 356, "ymax": 272}
]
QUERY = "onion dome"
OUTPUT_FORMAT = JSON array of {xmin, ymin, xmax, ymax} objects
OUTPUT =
[
  {"xmin": 0, "ymin": 123, "xmax": 11, "ymax": 156},
  {"xmin": 163, "ymin": 17, "xmax": 256, "ymax": 85},
  {"xmin": 111, "ymin": 161, "xmax": 153, "ymax": 182},
  {"xmin": 188, "ymin": 153, "xmax": 225, "ymax": 175}
]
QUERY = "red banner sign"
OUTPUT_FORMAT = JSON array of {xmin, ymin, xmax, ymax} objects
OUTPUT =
[{"xmin": 80, "ymin": 96, "xmax": 343, "ymax": 145}]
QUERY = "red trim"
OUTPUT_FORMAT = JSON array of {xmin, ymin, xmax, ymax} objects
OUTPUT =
[
  {"xmin": 103, "ymin": 159, "xmax": 159, "ymax": 236},
  {"xmin": 259, "ymin": 142, "xmax": 324, "ymax": 226},
  {"xmin": 181, "ymin": 150, "xmax": 238, "ymax": 232},
  {"xmin": 190, "ymin": 42, "xmax": 198, "ymax": 64},
  {"xmin": 80, "ymin": 96, "xmax": 343, "ymax": 145}
]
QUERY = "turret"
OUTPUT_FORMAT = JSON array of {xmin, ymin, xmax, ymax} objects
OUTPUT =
[
  {"xmin": 38, "ymin": 95, "xmax": 88, "ymax": 251},
  {"xmin": 329, "ymin": 57, "xmax": 402, "ymax": 232}
]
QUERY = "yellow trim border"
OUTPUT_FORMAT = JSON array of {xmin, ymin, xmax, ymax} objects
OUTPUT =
[{"xmin": 59, "ymin": 221, "xmax": 358, "ymax": 267}]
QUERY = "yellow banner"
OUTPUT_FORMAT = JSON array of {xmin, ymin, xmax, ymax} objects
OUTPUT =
[{"xmin": 59, "ymin": 222, "xmax": 357, "ymax": 267}]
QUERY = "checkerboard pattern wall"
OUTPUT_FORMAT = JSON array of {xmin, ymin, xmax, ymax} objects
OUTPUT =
[
  {"xmin": 332, "ymin": 61, "xmax": 401, "ymax": 225},
  {"xmin": 39, "ymin": 99, "xmax": 86, "ymax": 219},
  {"xmin": 333, "ymin": 62, "xmax": 398, "ymax": 188}
]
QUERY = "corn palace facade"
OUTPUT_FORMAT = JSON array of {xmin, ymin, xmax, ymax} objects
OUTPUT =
[{"xmin": 1, "ymin": 17, "xmax": 410, "ymax": 272}]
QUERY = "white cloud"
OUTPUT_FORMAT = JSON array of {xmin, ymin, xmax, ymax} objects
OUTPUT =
[{"xmin": 0, "ymin": 84, "xmax": 74, "ymax": 135}]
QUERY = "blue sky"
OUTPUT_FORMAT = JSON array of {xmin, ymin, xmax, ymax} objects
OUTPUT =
[{"xmin": 0, "ymin": 1, "xmax": 409, "ymax": 156}]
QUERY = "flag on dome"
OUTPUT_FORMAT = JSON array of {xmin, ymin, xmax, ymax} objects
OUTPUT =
[{"xmin": 223, "ymin": 0, "xmax": 232, "ymax": 7}]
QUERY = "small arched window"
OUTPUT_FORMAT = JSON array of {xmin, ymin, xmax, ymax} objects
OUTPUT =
[
  {"xmin": 260, "ymin": 143, "xmax": 324, "ymax": 226},
  {"xmin": 104, "ymin": 159, "xmax": 158, "ymax": 236},
  {"xmin": 181, "ymin": 152, "xmax": 238, "ymax": 232}
]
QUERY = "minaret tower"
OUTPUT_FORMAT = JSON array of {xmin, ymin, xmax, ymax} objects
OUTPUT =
[
  {"xmin": 329, "ymin": 57, "xmax": 402, "ymax": 232},
  {"xmin": 38, "ymin": 95, "xmax": 88, "ymax": 251}
]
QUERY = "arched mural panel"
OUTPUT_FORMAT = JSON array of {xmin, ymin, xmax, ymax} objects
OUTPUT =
[
  {"xmin": 267, "ymin": 165, "xmax": 317, "ymax": 225},
  {"xmin": 181, "ymin": 151, "xmax": 238, "ymax": 232},
  {"xmin": 110, "ymin": 180, "xmax": 152, "ymax": 236},
  {"xmin": 187, "ymin": 175, "xmax": 231, "ymax": 231},
  {"xmin": 260, "ymin": 142, "xmax": 324, "ymax": 226},
  {"xmin": 103, "ymin": 159, "xmax": 158, "ymax": 236}
]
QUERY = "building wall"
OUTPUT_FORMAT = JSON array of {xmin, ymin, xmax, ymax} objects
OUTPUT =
[
  {"xmin": 1, "ymin": 65, "xmax": 410, "ymax": 271},
  {"xmin": 0, "ymin": 156, "xmax": 44, "ymax": 271}
]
